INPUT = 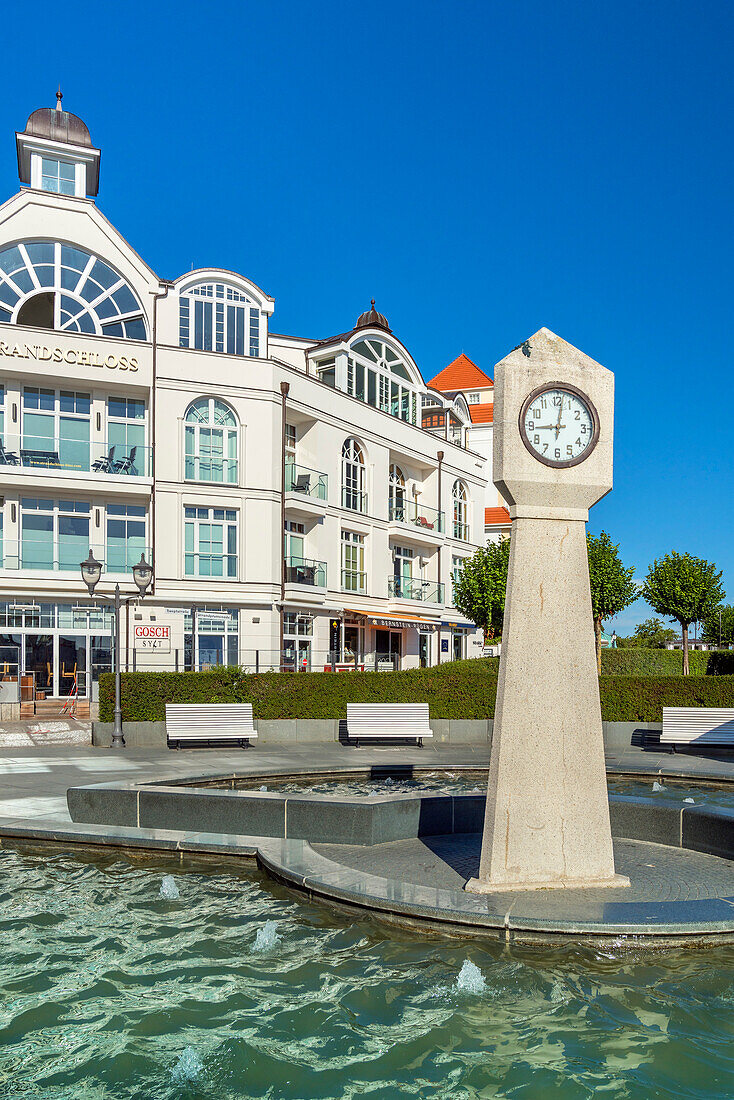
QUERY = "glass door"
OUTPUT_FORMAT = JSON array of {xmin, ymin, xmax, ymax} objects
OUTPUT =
[
  {"xmin": 25, "ymin": 635, "xmax": 54, "ymax": 698},
  {"xmin": 58, "ymin": 635, "xmax": 87, "ymax": 696},
  {"xmin": 199, "ymin": 634, "xmax": 224, "ymax": 670}
]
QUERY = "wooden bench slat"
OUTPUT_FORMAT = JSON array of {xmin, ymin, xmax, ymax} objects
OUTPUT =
[
  {"xmin": 346, "ymin": 703, "xmax": 432, "ymax": 742},
  {"xmin": 661, "ymin": 707, "xmax": 734, "ymax": 745},
  {"xmin": 166, "ymin": 703, "xmax": 257, "ymax": 745}
]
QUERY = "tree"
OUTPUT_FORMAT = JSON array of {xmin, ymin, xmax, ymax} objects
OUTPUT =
[
  {"xmin": 452, "ymin": 538, "xmax": 510, "ymax": 642},
  {"xmin": 702, "ymin": 604, "xmax": 734, "ymax": 648},
  {"xmin": 586, "ymin": 531, "xmax": 638, "ymax": 672},
  {"xmin": 642, "ymin": 552, "xmax": 725, "ymax": 675},
  {"xmin": 622, "ymin": 617, "xmax": 678, "ymax": 649}
]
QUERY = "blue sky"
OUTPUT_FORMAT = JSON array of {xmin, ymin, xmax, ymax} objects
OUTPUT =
[{"xmin": 2, "ymin": 0, "xmax": 732, "ymax": 634}]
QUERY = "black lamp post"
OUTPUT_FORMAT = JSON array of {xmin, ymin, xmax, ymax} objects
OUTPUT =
[{"xmin": 80, "ymin": 550, "xmax": 153, "ymax": 749}]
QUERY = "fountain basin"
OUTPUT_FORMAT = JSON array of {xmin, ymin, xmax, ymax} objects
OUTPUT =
[{"xmin": 66, "ymin": 774, "xmax": 734, "ymax": 945}]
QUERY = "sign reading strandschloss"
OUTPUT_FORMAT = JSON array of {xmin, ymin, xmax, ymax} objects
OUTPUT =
[{"xmin": 0, "ymin": 340, "xmax": 139, "ymax": 371}]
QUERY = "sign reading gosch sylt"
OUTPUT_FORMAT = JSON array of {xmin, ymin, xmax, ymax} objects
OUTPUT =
[
  {"xmin": 134, "ymin": 625, "xmax": 171, "ymax": 650},
  {"xmin": 0, "ymin": 340, "xmax": 139, "ymax": 371}
]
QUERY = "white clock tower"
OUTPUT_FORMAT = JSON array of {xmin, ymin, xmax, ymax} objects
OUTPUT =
[{"xmin": 467, "ymin": 328, "xmax": 630, "ymax": 893}]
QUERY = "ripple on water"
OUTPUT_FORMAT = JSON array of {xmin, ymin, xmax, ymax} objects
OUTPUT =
[{"xmin": 0, "ymin": 847, "xmax": 733, "ymax": 1099}]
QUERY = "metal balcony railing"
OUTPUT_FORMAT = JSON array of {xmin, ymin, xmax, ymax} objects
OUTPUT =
[
  {"xmin": 184, "ymin": 552, "xmax": 238, "ymax": 579},
  {"xmin": 0, "ymin": 434, "xmax": 150, "ymax": 477},
  {"xmin": 388, "ymin": 498, "xmax": 444, "ymax": 533},
  {"xmin": 284, "ymin": 556, "xmax": 327, "ymax": 587},
  {"xmin": 1, "ymin": 541, "xmax": 152, "ymax": 573},
  {"xmin": 285, "ymin": 462, "xmax": 328, "ymax": 501},
  {"xmin": 341, "ymin": 487, "xmax": 368, "ymax": 513},
  {"xmin": 184, "ymin": 454, "xmax": 238, "ymax": 484},
  {"xmin": 388, "ymin": 576, "xmax": 445, "ymax": 603},
  {"xmin": 341, "ymin": 568, "xmax": 367, "ymax": 593}
]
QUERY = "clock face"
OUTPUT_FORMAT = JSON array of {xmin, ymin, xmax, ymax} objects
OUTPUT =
[{"xmin": 519, "ymin": 384, "xmax": 599, "ymax": 468}]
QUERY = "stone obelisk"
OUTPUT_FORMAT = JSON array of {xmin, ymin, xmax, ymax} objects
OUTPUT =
[{"xmin": 466, "ymin": 328, "xmax": 629, "ymax": 892}]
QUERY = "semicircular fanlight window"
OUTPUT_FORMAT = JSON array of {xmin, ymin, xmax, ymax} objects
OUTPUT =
[{"xmin": 0, "ymin": 241, "xmax": 148, "ymax": 340}]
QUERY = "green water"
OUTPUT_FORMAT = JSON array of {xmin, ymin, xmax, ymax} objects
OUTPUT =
[{"xmin": 1, "ymin": 848, "xmax": 734, "ymax": 1099}]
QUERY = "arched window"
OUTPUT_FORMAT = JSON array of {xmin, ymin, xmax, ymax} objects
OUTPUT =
[
  {"xmin": 0, "ymin": 241, "xmax": 147, "ymax": 339},
  {"xmin": 184, "ymin": 398, "xmax": 238, "ymax": 484},
  {"xmin": 345, "ymin": 336, "xmax": 419, "ymax": 424},
  {"xmin": 179, "ymin": 281, "xmax": 260, "ymax": 357},
  {"xmin": 452, "ymin": 480, "xmax": 468, "ymax": 540},
  {"xmin": 342, "ymin": 438, "xmax": 366, "ymax": 512},
  {"xmin": 388, "ymin": 463, "xmax": 405, "ymax": 521}
]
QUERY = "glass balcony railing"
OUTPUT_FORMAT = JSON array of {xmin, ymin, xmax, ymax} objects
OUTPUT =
[
  {"xmin": 284, "ymin": 556, "xmax": 327, "ymax": 587},
  {"xmin": 0, "ymin": 435, "xmax": 151, "ymax": 477},
  {"xmin": 388, "ymin": 498, "xmax": 444, "ymax": 533},
  {"xmin": 285, "ymin": 462, "xmax": 328, "ymax": 500},
  {"xmin": 185, "ymin": 454, "xmax": 238, "ymax": 484},
  {"xmin": 341, "ymin": 487, "xmax": 368, "ymax": 513},
  {"xmin": 341, "ymin": 568, "xmax": 367, "ymax": 593},
  {"xmin": 184, "ymin": 552, "xmax": 237, "ymax": 579},
  {"xmin": 1, "ymin": 541, "xmax": 152, "ymax": 573},
  {"xmin": 452, "ymin": 521, "xmax": 470, "ymax": 542},
  {"xmin": 388, "ymin": 576, "xmax": 445, "ymax": 603}
]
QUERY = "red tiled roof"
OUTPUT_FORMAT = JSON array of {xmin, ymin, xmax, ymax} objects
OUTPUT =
[
  {"xmin": 485, "ymin": 506, "xmax": 511, "ymax": 527},
  {"xmin": 427, "ymin": 353, "xmax": 493, "ymax": 392},
  {"xmin": 468, "ymin": 402, "xmax": 494, "ymax": 424}
]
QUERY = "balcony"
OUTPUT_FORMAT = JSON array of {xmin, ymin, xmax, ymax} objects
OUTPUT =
[
  {"xmin": 1, "ymin": 541, "xmax": 152, "ymax": 574},
  {"xmin": 285, "ymin": 462, "xmax": 328, "ymax": 518},
  {"xmin": 284, "ymin": 556, "xmax": 327, "ymax": 587},
  {"xmin": 184, "ymin": 552, "xmax": 237, "ymax": 579},
  {"xmin": 285, "ymin": 462, "xmax": 327, "ymax": 500},
  {"xmin": 388, "ymin": 498, "xmax": 444, "ymax": 546},
  {"xmin": 342, "ymin": 568, "xmax": 367, "ymax": 594},
  {"xmin": 388, "ymin": 576, "xmax": 445, "ymax": 603},
  {"xmin": 0, "ymin": 435, "xmax": 151, "ymax": 478},
  {"xmin": 341, "ymin": 487, "xmax": 368, "ymax": 513}
]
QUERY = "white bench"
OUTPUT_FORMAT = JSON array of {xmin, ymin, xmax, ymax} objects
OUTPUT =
[
  {"xmin": 346, "ymin": 703, "xmax": 433, "ymax": 747},
  {"xmin": 661, "ymin": 707, "xmax": 734, "ymax": 749},
  {"xmin": 165, "ymin": 703, "xmax": 257, "ymax": 748}
]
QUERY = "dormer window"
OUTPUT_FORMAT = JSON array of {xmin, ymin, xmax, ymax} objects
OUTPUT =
[
  {"xmin": 179, "ymin": 281, "xmax": 261, "ymax": 357},
  {"xmin": 467, "ymin": 393, "xmax": 480, "ymax": 404},
  {"xmin": 41, "ymin": 157, "xmax": 76, "ymax": 195}
]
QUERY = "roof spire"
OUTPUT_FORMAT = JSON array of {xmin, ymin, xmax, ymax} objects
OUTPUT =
[{"xmin": 56, "ymin": 85, "xmax": 63, "ymax": 113}]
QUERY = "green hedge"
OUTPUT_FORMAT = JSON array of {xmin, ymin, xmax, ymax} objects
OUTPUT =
[
  {"xmin": 601, "ymin": 648, "xmax": 734, "ymax": 676},
  {"xmin": 99, "ymin": 659, "xmax": 734, "ymax": 724}
]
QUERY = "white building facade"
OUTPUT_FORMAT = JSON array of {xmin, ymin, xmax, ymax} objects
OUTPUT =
[{"xmin": 0, "ymin": 98, "xmax": 486, "ymax": 711}]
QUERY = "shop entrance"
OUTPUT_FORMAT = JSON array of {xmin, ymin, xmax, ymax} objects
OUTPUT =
[
  {"xmin": 376, "ymin": 630, "xmax": 401, "ymax": 670},
  {"xmin": 419, "ymin": 633, "xmax": 430, "ymax": 668},
  {"xmin": 452, "ymin": 632, "xmax": 463, "ymax": 661}
]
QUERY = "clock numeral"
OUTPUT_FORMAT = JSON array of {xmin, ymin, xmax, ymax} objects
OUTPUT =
[
  {"xmin": 553, "ymin": 395, "xmax": 562, "ymax": 407},
  {"xmin": 566, "ymin": 445, "xmax": 573, "ymax": 455},
  {"xmin": 576, "ymin": 437, "xmax": 582, "ymax": 446},
  {"xmin": 574, "ymin": 410, "xmax": 580, "ymax": 420},
  {"xmin": 528, "ymin": 421, "xmax": 534, "ymax": 430},
  {"xmin": 580, "ymin": 424, "xmax": 587, "ymax": 434},
  {"xmin": 533, "ymin": 408, "xmax": 541, "ymax": 418},
  {"xmin": 555, "ymin": 448, "xmax": 561, "ymax": 458},
  {"xmin": 534, "ymin": 434, "xmax": 540, "ymax": 444},
  {"xmin": 542, "ymin": 443, "xmax": 548, "ymax": 454}
]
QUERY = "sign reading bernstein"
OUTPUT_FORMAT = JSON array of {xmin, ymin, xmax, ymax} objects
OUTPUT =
[{"xmin": 0, "ymin": 340, "xmax": 139, "ymax": 371}]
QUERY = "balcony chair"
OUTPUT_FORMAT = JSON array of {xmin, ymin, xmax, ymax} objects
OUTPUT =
[
  {"xmin": 0, "ymin": 441, "xmax": 19, "ymax": 465},
  {"xmin": 91, "ymin": 446, "xmax": 116, "ymax": 473},
  {"xmin": 113, "ymin": 446, "xmax": 138, "ymax": 476},
  {"xmin": 292, "ymin": 473, "xmax": 311, "ymax": 493}
]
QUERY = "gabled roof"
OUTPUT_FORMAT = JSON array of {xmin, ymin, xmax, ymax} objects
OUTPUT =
[
  {"xmin": 485, "ymin": 506, "xmax": 511, "ymax": 527},
  {"xmin": 427, "ymin": 353, "xmax": 493, "ymax": 392},
  {"xmin": 469, "ymin": 402, "xmax": 494, "ymax": 424}
]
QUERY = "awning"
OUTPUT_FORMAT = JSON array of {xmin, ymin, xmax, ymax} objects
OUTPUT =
[{"xmin": 343, "ymin": 610, "xmax": 441, "ymax": 631}]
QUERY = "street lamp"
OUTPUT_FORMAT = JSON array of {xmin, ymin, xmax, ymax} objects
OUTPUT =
[{"xmin": 80, "ymin": 550, "xmax": 153, "ymax": 749}]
